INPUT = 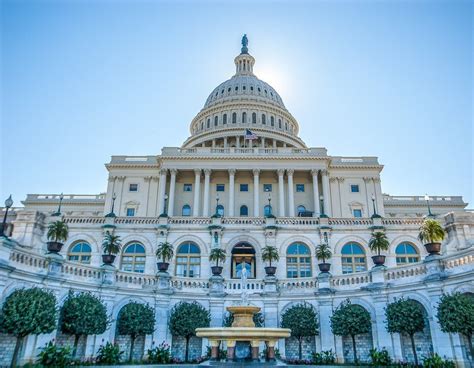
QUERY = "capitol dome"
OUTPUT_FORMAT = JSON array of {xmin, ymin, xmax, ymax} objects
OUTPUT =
[{"xmin": 182, "ymin": 35, "xmax": 306, "ymax": 149}]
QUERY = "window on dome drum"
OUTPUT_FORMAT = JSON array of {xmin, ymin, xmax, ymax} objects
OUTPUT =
[
  {"xmin": 240, "ymin": 184, "xmax": 248, "ymax": 192},
  {"xmin": 297, "ymin": 205, "xmax": 306, "ymax": 215},
  {"xmin": 129, "ymin": 183, "xmax": 138, "ymax": 192},
  {"xmin": 262, "ymin": 114, "xmax": 266, "ymax": 124},
  {"xmin": 351, "ymin": 185, "xmax": 360, "ymax": 193},
  {"xmin": 207, "ymin": 119, "xmax": 210, "ymax": 128},
  {"xmin": 121, "ymin": 243, "xmax": 146, "ymax": 273},
  {"xmin": 258, "ymin": 87, "xmax": 261, "ymax": 92},
  {"xmin": 242, "ymin": 112, "xmax": 247, "ymax": 124},
  {"xmin": 252, "ymin": 112, "xmax": 257, "ymax": 124},
  {"xmin": 126, "ymin": 208, "xmax": 135, "ymax": 217},
  {"xmin": 221, "ymin": 89, "xmax": 224, "ymax": 94},
  {"xmin": 240, "ymin": 205, "xmax": 248, "ymax": 216},
  {"xmin": 263, "ymin": 184, "xmax": 272, "ymax": 192},
  {"xmin": 287, "ymin": 243, "xmax": 312, "ymax": 278},
  {"xmin": 264, "ymin": 205, "xmax": 272, "ymax": 217},
  {"xmin": 175, "ymin": 242, "xmax": 201, "ymax": 277},
  {"xmin": 250, "ymin": 86, "xmax": 254, "ymax": 91},
  {"xmin": 182, "ymin": 204, "xmax": 191, "ymax": 216},
  {"xmin": 228, "ymin": 87, "xmax": 231, "ymax": 92},
  {"xmin": 243, "ymin": 86, "xmax": 246, "ymax": 90},
  {"xmin": 285, "ymin": 122, "xmax": 288, "ymax": 130},
  {"xmin": 214, "ymin": 116, "xmax": 218, "ymax": 126},
  {"xmin": 341, "ymin": 243, "xmax": 367, "ymax": 274},
  {"xmin": 278, "ymin": 119, "xmax": 282, "ymax": 129},
  {"xmin": 235, "ymin": 86, "xmax": 238, "ymax": 91},
  {"xmin": 200, "ymin": 122, "xmax": 203, "ymax": 130},
  {"xmin": 232, "ymin": 112, "xmax": 237, "ymax": 124},
  {"xmin": 396, "ymin": 243, "xmax": 420, "ymax": 265},
  {"xmin": 216, "ymin": 184, "xmax": 225, "ymax": 192},
  {"xmin": 67, "ymin": 242, "xmax": 91, "ymax": 264},
  {"xmin": 223, "ymin": 114, "xmax": 227, "ymax": 124},
  {"xmin": 232, "ymin": 243, "xmax": 256, "ymax": 278},
  {"xmin": 216, "ymin": 205, "xmax": 224, "ymax": 216},
  {"xmin": 183, "ymin": 184, "xmax": 192, "ymax": 192},
  {"xmin": 296, "ymin": 184, "xmax": 305, "ymax": 192},
  {"xmin": 271, "ymin": 116, "xmax": 275, "ymax": 126},
  {"xmin": 353, "ymin": 209, "xmax": 362, "ymax": 218}
]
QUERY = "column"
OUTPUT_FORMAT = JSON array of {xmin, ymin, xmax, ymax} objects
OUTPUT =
[
  {"xmin": 337, "ymin": 177, "xmax": 344, "ymax": 216},
  {"xmin": 167, "ymin": 169, "xmax": 177, "ymax": 216},
  {"xmin": 253, "ymin": 169, "xmax": 260, "ymax": 217},
  {"xmin": 157, "ymin": 170, "xmax": 167, "ymax": 215},
  {"xmin": 228, "ymin": 169, "xmax": 236, "ymax": 216},
  {"xmin": 202, "ymin": 169, "xmax": 211, "ymax": 216},
  {"xmin": 273, "ymin": 139, "xmax": 277, "ymax": 148},
  {"xmin": 321, "ymin": 169, "xmax": 332, "ymax": 217},
  {"xmin": 223, "ymin": 137, "xmax": 228, "ymax": 148},
  {"xmin": 116, "ymin": 176, "xmax": 125, "ymax": 216},
  {"xmin": 319, "ymin": 299, "xmax": 336, "ymax": 352},
  {"xmin": 311, "ymin": 169, "xmax": 321, "ymax": 215},
  {"xmin": 193, "ymin": 169, "xmax": 201, "ymax": 217},
  {"xmin": 235, "ymin": 136, "xmax": 240, "ymax": 148},
  {"xmin": 373, "ymin": 178, "xmax": 385, "ymax": 216},
  {"xmin": 287, "ymin": 169, "xmax": 295, "ymax": 217},
  {"xmin": 144, "ymin": 176, "xmax": 152, "ymax": 216},
  {"xmin": 261, "ymin": 137, "xmax": 265, "ymax": 148},
  {"xmin": 363, "ymin": 177, "xmax": 372, "ymax": 215},
  {"xmin": 278, "ymin": 169, "xmax": 285, "ymax": 216}
]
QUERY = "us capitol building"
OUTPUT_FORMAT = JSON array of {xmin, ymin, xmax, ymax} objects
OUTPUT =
[{"xmin": 1, "ymin": 36, "xmax": 473, "ymax": 366}]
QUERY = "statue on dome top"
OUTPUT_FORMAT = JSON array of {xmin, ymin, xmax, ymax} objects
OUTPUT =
[{"xmin": 241, "ymin": 34, "xmax": 249, "ymax": 54}]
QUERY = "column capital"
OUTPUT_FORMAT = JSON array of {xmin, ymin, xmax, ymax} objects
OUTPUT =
[
  {"xmin": 321, "ymin": 169, "xmax": 329, "ymax": 176},
  {"xmin": 286, "ymin": 168, "xmax": 294, "ymax": 176},
  {"xmin": 108, "ymin": 176, "xmax": 116, "ymax": 182},
  {"xmin": 228, "ymin": 168, "xmax": 236, "ymax": 176},
  {"xmin": 363, "ymin": 177, "xmax": 373, "ymax": 183},
  {"xmin": 373, "ymin": 177, "xmax": 381, "ymax": 183},
  {"xmin": 144, "ymin": 176, "xmax": 153, "ymax": 182},
  {"xmin": 204, "ymin": 168, "xmax": 212, "ymax": 176},
  {"xmin": 152, "ymin": 176, "xmax": 160, "ymax": 182},
  {"xmin": 169, "ymin": 168, "xmax": 178, "ymax": 176},
  {"xmin": 310, "ymin": 169, "xmax": 320, "ymax": 176},
  {"xmin": 277, "ymin": 169, "xmax": 285, "ymax": 176},
  {"xmin": 337, "ymin": 177, "xmax": 345, "ymax": 183},
  {"xmin": 117, "ymin": 176, "xmax": 126, "ymax": 182},
  {"xmin": 194, "ymin": 168, "xmax": 202, "ymax": 176},
  {"xmin": 252, "ymin": 168, "xmax": 260, "ymax": 176},
  {"xmin": 159, "ymin": 169, "xmax": 167, "ymax": 176}
]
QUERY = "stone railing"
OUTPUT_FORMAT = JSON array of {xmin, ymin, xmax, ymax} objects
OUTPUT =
[
  {"xmin": 383, "ymin": 195, "xmax": 466, "ymax": 206},
  {"xmin": 9, "ymin": 248, "xmax": 48, "ymax": 270},
  {"xmin": 115, "ymin": 271, "xmax": 158, "ymax": 286},
  {"xmin": 279, "ymin": 278, "xmax": 318, "ymax": 291},
  {"xmin": 171, "ymin": 277, "xmax": 210, "ymax": 291},
  {"xmin": 276, "ymin": 217, "xmax": 319, "ymax": 226},
  {"xmin": 168, "ymin": 217, "xmax": 212, "ymax": 225},
  {"xmin": 444, "ymin": 251, "xmax": 474, "ymax": 269},
  {"xmin": 385, "ymin": 263, "xmax": 427, "ymax": 281},
  {"xmin": 114, "ymin": 217, "xmax": 161, "ymax": 225},
  {"xmin": 64, "ymin": 217, "xmax": 106, "ymax": 224},
  {"xmin": 225, "ymin": 279, "xmax": 264, "ymax": 292},
  {"xmin": 61, "ymin": 263, "xmax": 102, "ymax": 280},
  {"xmin": 222, "ymin": 217, "xmax": 264, "ymax": 226},
  {"xmin": 328, "ymin": 218, "xmax": 374, "ymax": 226},
  {"xmin": 331, "ymin": 272, "xmax": 372, "ymax": 287},
  {"xmin": 382, "ymin": 218, "xmax": 424, "ymax": 226}
]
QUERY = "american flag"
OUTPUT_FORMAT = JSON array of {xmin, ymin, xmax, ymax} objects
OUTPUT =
[{"xmin": 244, "ymin": 129, "xmax": 257, "ymax": 140}]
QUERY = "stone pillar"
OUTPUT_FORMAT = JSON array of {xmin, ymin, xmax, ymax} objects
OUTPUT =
[
  {"xmin": 267, "ymin": 340, "xmax": 276, "ymax": 361},
  {"xmin": 373, "ymin": 294, "xmax": 395, "ymax": 355},
  {"xmin": 253, "ymin": 169, "xmax": 260, "ymax": 217},
  {"xmin": 311, "ymin": 169, "xmax": 321, "ymax": 216},
  {"xmin": 273, "ymin": 139, "xmax": 277, "ymax": 148},
  {"xmin": 287, "ymin": 169, "xmax": 295, "ymax": 217},
  {"xmin": 193, "ymin": 169, "xmax": 201, "ymax": 217},
  {"xmin": 321, "ymin": 169, "xmax": 332, "ymax": 217},
  {"xmin": 116, "ymin": 176, "xmax": 126, "ymax": 216},
  {"xmin": 278, "ymin": 169, "xmax": 285, "ymax": 216},
  {"xmin": 210, "ymin": 340, "xmax": 220, "ymax": 361},
  {"xmin": 228, "ymin": 169, "xmax": 236, "ymax": 216},
  {"xmin": 203, "ymin": 169, "xmax": 211, "ymax": 217},
  {"xmin": 167, "ymin": 169, "xmax": 177, "ymax": 217},
  {"xmin": 223, "ymin": 137, "xmax": 228, "ymax": 148},
  {"xmin": 227, "ymin": 340, "xmax": 236, "ymax": 361},
  {"xmin": 261, "ymin": 137, "xmax": 265, "ymax": 148},
  {"xmin": 157, "ymin": 169, "xmax": 167, "ymax": 215},
  {"xmin": 318, "ymin": 299, "xmax": 336, "ymax": 352},
  {"xmin": 251, "ymin": 340, "xmax": 260, "ymax": 361},
  {"xmin": 236, "ymin": 136, "xmax": 240, "ymax": 148},
  {"xmin": 153, "ymin": 299, "xmax": 171, "ymax": 345}
]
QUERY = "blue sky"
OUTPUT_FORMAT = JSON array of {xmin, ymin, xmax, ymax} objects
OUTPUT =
[{"xmin": 1, "ymin": 0, "xmax": 472, "ymax": 207}]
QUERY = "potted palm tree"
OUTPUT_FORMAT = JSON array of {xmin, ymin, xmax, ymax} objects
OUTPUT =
[
  {"xmin": 46, "ymin": 220, "xmax": 69, "ymax": 253},
  {"xmin": 156, "ymin": 241, "xmax": 174, "ymax": 272},
  {"xmin": 368, "ymin": 231, "xmax": 390, "ymax": 266},
  {"xmin": 209, "ymin": 248, "xmax": 226, "ymax": 276},
  {"xmin": 316, "ymin": 243, "xmax": 332, "ymax": 272},
  {"xmin": 102, "ymin": 232, "xmax": 122, "ymax": 265},
  {"xmin": 262, "ymin": 245, "xmax": 279, "ymax": 276},
  {"xmin": 418, "ymin": 218, "xmax": 445, "ymax": 255}
]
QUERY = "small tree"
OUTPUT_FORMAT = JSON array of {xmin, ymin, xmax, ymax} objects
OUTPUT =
[
  {"xmin": 169, "ymin": 301, "xmax": 210, "ymax": 362},
  {"xmin": 59, "ymin": 291, "xmax": 109, "ymax": 358},
  {"xmin": 117, "ymin": 302, "xmax": 155, "ymax": 362},
  {"xmin": 437, "ymin": 293, "xmax": 474, "ymax": 360},
  {"xmin": 418, "ymin": 219, "xmax": 445, "ymax": 244},
  {"xmin": 368, "ymin": 231, "xmax": 390, "ymax": 256},
  {"xmin": 315, "ymin": 244, "xmax": 332, "ymax": 263},
  {"xmin": 209, "ymin": 248, "xmax": 226, "ymax": 267},
  {"xmin": 262, "ymin": 245, "xmax": 279, "ymax": 267},
  {"xmin": 0, "ymin": 287, "xmax": 57, "ymax": 367},
  {"xmin": 385, "ymin": 298, "xmax": 425, "ymax": 365},
  {"xmin": 102, "ymin": 232, "xmax": 121, "ymax": 255},
  {"xmin": 156, "ymin": 242, "xmax": 174, "ymax": 263},
  {"xmin": 281, "ymin": 303, "xmax": 319, "ymax": 360},
  {"xmin": 330, "ymin": 300, "xmax": 371, "ymax": 363},
  {"xmin": 47, "ymin": 220, "xmax": 69, "ymax": 243}
]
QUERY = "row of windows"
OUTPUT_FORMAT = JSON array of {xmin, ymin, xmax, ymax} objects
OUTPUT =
[
  {"xmin": 195, "ymin": 113, "xmax": 293, "ymax": 133},
  {"xmin": 208, "ymin": 84, "xmax": 281, "ymax": 104},
  {"xmin": 67, "ymin": 241, "xmax": 421, "ymax": 275},
  {"xmin": 181, "ymin": 183, "xmax": 306, "ymax": 193}
]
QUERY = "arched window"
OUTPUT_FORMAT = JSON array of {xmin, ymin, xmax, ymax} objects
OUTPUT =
[
  {"xmin": 175, "ymin": 242, "xmax": 201, "ymax": 277},
  {"xmin": 341, "ymin": 242, "xmax": 366, "ymax": 274},
  {"xmin": 231, "ymin": 243, "xmax": 256, "ymax": 278},
  {"xmin": 264, "ymin": 205, "xmax": 272, "ymax": 217},
  {"xmin": 240, "ymin": 205, "xmax": 248, "ymax": 217},
  {"xmin": 223, "ymin": 114, "xmax": 227, "ymax": 124},
  {"xmin": 287, "ymin": 243, "xmax": 312, "ymax": 278},
  {"xmin": 278, "ymin": 119, "xmax": 282, "ymax": 129},
  {"xmin": 285, "ymin": 122, "xmax": 288, "ymax": 130},
  {"xmin": 182, "ymin": 204, "xmax": 191, "ymax": 216},
  {"xmin": 207, "ymin": 119, "xmax": 210, "ymax": 128},
  {"xmin": 252, "ymin": 112, "xmax": 257, "ymax": 124},
  {"xmin": 271, "ymin": 116, "xmax": 275, "ymax": 126},
  {"xmin": 214, "ymin": 116, "xmax": 218, "ymax": 126},
  {"xmin": 396, "ymin": 243, "xmax": 420, "ymax": 265},
  {"xmin": 242, "ymin": 112, "xmax": 247, "ymax": 123},
  {"xmin": 232, "ymin": 112, "xmax": 237, "ymax": 124},
  {"xmin": 261, "ymin": 114, "xmax": 266, "ymax": 125},
  {"xmin": 216, "ymin": 204, "xmax": 224, "ymax": 217},
  {"xmin": 200, "ymin": 121, "xmax": 203, "ymax": 130},
  {"xmin": 297, "ymin": 205, "xmax": 306, "ymax": 216},
  {"xmin": 121, "ymin": 243, "xmax": 146, "ymax": 273},
  {"xmin": 67, "ymin": 241, "xmax": 91, "ymax": 264}
]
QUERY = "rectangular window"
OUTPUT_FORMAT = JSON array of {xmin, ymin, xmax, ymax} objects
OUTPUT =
[
  {"xmin": 216, "ymin": 184, "xmax": 225, "ymax": 192},
  {"xmin": 296, "ymin": 184, "xmax": 305, "ymax": 192},
  {"xmin": 240, "ymin": 184, "xmax": 248, "ymax": 192},
  {"xmin": 129, "ymin": 183, "xmax": 138, "ymax": 192},
  {"xmin": 263, "ymin": 184, "xmax": 272, "ymax": 192},
  {"xmin": 126, "ymin": 208, "xmax": 135, "ymax": 217},
  {"xmin": 351, "ymin": 184, "xmax": 360, "ymax": 193},
  {"xmin": 183, "ymin": 184, "xmax": 192, "ymax": 192},
  {"xmin": 353, "ymin": 209, "xmax": 362, "ymax": 218}
]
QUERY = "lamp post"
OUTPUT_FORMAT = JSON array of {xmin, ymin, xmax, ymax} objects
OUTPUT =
[
  {"xmin": 215, "ymin": 194, "xmax": 220, "ymax": 216},
  {"xmin": 164, "ymin": 194, "xmax": 169, "ymax": 216},
  {"xmin": 0, "ymin": 195, "xmax": 13, "ymax": 238},
  {"xmin": 424, "ymin": 194, "xmax": 434, "ymax": 218},
  {"xmin": 371, "ymin": 194, "xmax": 381, "ymax": 218},
  {"xmin": 105, "ymin": 193, "xmax": 117, "ymax": 218},
  {"xmin": 267, "ymin": 193, "xmax": 272, "ymax": 216},
  {"xmin": 52, "ymin": 193, "xmax": 64, "ymax": 216},
  {"xmin": 319, "ymin": 194, "xmax": 328, "ymax": 218}
]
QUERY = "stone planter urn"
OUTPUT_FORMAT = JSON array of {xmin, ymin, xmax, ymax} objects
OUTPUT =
[
  {"xmin": 264, "ymin": 266, "xmax": 276, "ymax": 276},
  {"xmin": 424, "ymin": 242, "xmax": 441, "ymax": 256},
  {"xmin": 47, "ymin": 241, "xmax": 64, "ymax": 253},
  {"xmin": 318, "ymin": 262, "xmax": 331, "ymax": 273},
  {"xmin": 211, "ymin": 266, "xmax": 223, "ymax": 276},
  {"xmin": 157, "ymin": 262, "xmax": 170, "ymax": 272},
  {"xmin": 372, "ymin": 255, "xmax": 386, "ymax": 266},
  {"xmin": 102, "ymin": 254, "xmax": 116, "ymax": 265}
]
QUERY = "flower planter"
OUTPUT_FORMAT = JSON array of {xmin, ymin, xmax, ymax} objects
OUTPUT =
[
  {"xmin": 424, "ymin": 242, "xmax": 441, "ymax": 256},
  {"xmin": 318, "ymin": 262, "xmax": 331, "ymax": 273},
  {"xmin": 372, "ymin": 255, "xmax": 386, "ymax": 266},
  {"xmin": 157, "ymin": 262, "xmax": 170, "ymax": 272},
  {"xmin": 102, "ymin": 254, "xmax": 116, "ymax": 265},
  {"xmin": 264, "ymin": 266, "xmax": 277, "ymax": 276},
  {"xmin": 47, "ymin": 241, "xmax": 63, "ymax": 253},
  {"xmin": 211, "ymin": 266, "xmax": 223, "ymax": 276}
]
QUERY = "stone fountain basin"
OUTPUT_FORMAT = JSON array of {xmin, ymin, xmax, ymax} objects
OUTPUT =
[{"xmin": 196, "ymin": 327, "xmax": 291, "ymax": 340}]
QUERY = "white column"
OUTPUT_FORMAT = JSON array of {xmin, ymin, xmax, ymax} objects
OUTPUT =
[
  {"xmin": 158, "ymin": 169, "xmax": 167, "ymax": 215},
  {"xmin": 167, "ymin": 169, "xmax": 177, "ymax": 217},
  {"xmin": 236, "ymin": 136, "xmax": 240, "ymax": 148},
  {"xmin": 202, "ymin": 169, "xmax": 211, "ymax": 216},
  {"xmin": 253, "ymin": 169, "xmax": 260, "ymax": 217},
  {"xmin": 321, "ymin": 169, "xmax": 332, "ymax": 217},
  {"xmin": 261, "ymin": 137, "xmax": 265, "ymax": 148},
  {"xmin": 278, "ymin": 169, "xmax": 285, "ymax": 217},
  {"xmin": 193, "ymin": 169, "xmax": 201, "ymax": 217},
  {"xmin": 287, "ymin": 169, "xmax": 295, "ymax": 217},
  {"xmin": 228, "ymin": 169, "xmax": 236, "ymax": 216},
  {"xmin": 311, "ymin": 169, "xmax": 321, "ymax": 216}
]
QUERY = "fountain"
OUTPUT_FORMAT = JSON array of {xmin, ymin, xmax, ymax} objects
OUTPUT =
[{"xmin": 196, "ymin": 266, "xmax": 291, "ymax": 365}]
